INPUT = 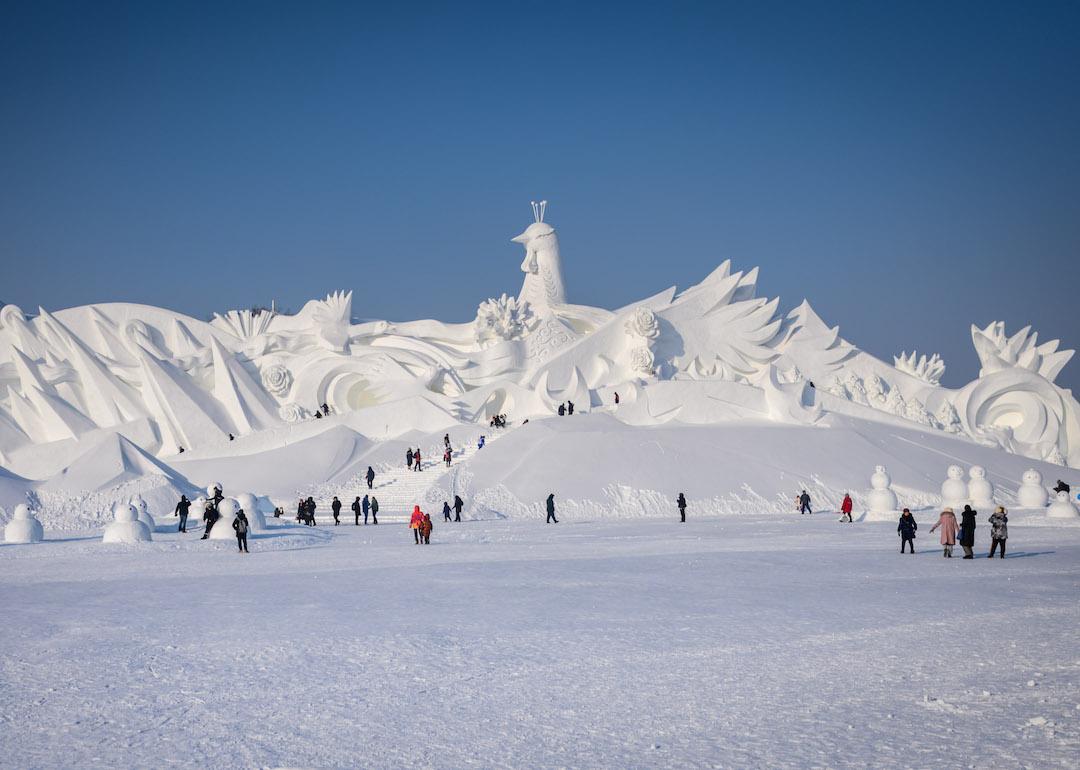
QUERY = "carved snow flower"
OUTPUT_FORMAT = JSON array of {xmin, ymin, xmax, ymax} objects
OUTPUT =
[
  {"xmin": 629, "ymin": 346, "xmax": 656, "ymax": 375},
  {"xmin": 278, "ymin": 403, "xmax": 306, "ymax": 423},
  {"xmin": 624, "ymin": 306, "xmax": 660, "ymax": 341},
  {"xmin": 261, "ymin": 363, "xmax": 293, "ymax": 396}
]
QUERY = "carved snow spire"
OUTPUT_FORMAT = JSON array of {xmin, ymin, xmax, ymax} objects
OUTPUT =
[{"xmin": 530, "ymin": 200, "xmax": 547, "ymax": 223}]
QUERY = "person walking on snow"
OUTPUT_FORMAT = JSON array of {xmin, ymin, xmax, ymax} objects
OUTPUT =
[
  {"xmin": 677, "ymin": 492, "xmax": 687, "ymax": 523},
  {"xmin": 296, "ymin": 498, "xmax": 305, "ymax": 524},
  {"xmin": 201, "ymin": 500, "xmax": 219, "ymax": 540},
  {"xmin": 305, "ymin": 497, "xmax": 317, "ymax": 526},
  {"xmin": 406, "ymin": 448, "xmax": 414, "ymax": 470},
  {"xmin": 959, "ymin": 504, "xmax": 978, "ymax": 559},
  {"xmin": 352, "ymin": 496, "xmax": 362, "ymax": 525},
  {"xmin": 988, "ymin": 506, "xmax": 1008, "ymax": 558},
  {"xmin": 840, "ymin": 493, "xmax": 854, "ymax": 523},
  {"xmin": 567, "ymin": 401, "xmax": 575, "ymax": 415},
  {"xmin": 443, "ymin": 501, "xmax": 452, "ymax": 522},
  {"xmin": 362, "ymin": 494, "xmax": 371, "ymax": 524},
  {"xmin": 799, "ymin": 490, "xmax": 812, "ymax": 515},
  {"xmin": 409, "ymin": 505, "xmax": 425, "ymax": 544},
  {"xmin": 370, "ymin": 496, "xmax": 379, "ymax": 524},
  {"xmin": 331, "ymin": 496, "xmax": 341, "ymax": 525},
  {"xmin": 444, "ymin": 447, "xmax": 452, "ymax": 467},
  {"xmin": 366, "ymin": 466, "xmax": 375, "ymax": 490},
  {"xmin": 174, "ymin": 495, "xmax": 191, "ymax": 533},
  {"xmin": 546, "ymin": 493, "xmax": 558, "ymax": 524},
  {"xmin": 929, "ymin": 507, "xmax": 959, "ymax": 558},
  {"xmin": 897, "ymin": 508, "xmax": 917, "ymax": 553},
  {"xmin": 233, "ymin": 509, "xmax": 250, "ymax": 553},
  {"xmin": 413, "ymin": 449, "xmax": 422, "ymax": 472},
  {"xmin": 453, "ymin": 494, "xmax": 464, "ymax": 522},
  {"xmin": 614, "ymin": 392, "xmax": 620, "ymax": 406},
  {"xmin": 420, "ymin": 512, "xmax": 433, "ymax": 544}
]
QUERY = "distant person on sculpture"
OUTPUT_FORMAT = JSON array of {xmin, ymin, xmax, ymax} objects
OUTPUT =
[
  {"xmin": 370, "ymin": 496, "xmax": 379, "ymax": 524},
  {"xmin": 897, "ymin": 508, "xmax": 917, "ymax": 553},
  {"xmin": 352, "ymin": 496, "xmax": 362, "ymax": 525},
  {"xmin": 677, "ymin": 492, "xmax": 687, "ymax": 523},
  {"xmin": 443, "ymin": 501, "xmax": 452, "ymax": 522},
  {"xmin": 420, "ymin": 512, "xmax": 433, "ymax": 544},
  {"xmin": 453, "ymin": 494, "xmax": 464, "ymax": 522},
  {"xmin": 174, "ymin": 495, "xmax": 190, "ymax": 533},
  {"xmin": 799, "ymin": 491, "xmax": 812, "ymax": 515},
  {"xmin": 321, "ymin": 403, "xmax": 330, "ymax": 417},
  {"xmin": 331, "ymin": 496, "xmax": 341, "ymax": 525},
  {"xmin": 558, "ymin": 403, "xmax": 566, "ymax": 416},
  {"xmin": 366, "ymin": 466, "xmax": 375, "ymax": 489},
  {"xmin": 988, "ymin": 506, "xmax": 1008, "ymax": 558},
  {"xmin": 546, "ymin": 493, "xmax": 558, "ymax": 524},
  {"xmin": 233, "ymin": 509, "xmax": 250, "ymax": 553},
  {"xmin": 410, "ymin": 505, "xmax": 424, "ymax": 544},
  {"xmin": 614, "ymin": 392, "xmax": 620, "ymax": 406},
  {"xmin": 959, "ymin": 505, "xmax": 977, "ymax": 559},
  {"xmin": 567, "ymin": 401, "xmax": 575, "ymax": 415},
  {"xmin": 930, "ymin": 507, "xmax": 958, "ymax": 558},
  {"xmin": 840, "ymin": 493, "xmax": 853, "ymax": 523}
]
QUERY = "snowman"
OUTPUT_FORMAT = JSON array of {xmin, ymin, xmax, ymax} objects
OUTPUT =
[
  {"xmin": 102, "ymin": 501, "xmax": 153, "ymax": 543},
  {"xmin": 1047, "ymin": 490, "xmax": 1079, "ymax": 518},
  {"xmin": 1017, "ymin": 469, "xmax": 1049, "ymax": 508},
  {"xmin": 4, "ymin": 503, "xmax": 44, "ymax": 544},
  {"xmin": 208, "ymin": 497, "xmax": 240, "ymax": 540},
  {"xmin": 967, "ymin": 466, "xmax": 995, "ymax": 510},
  {"xmin": 941, "ymin": 465, "xmax": 967, "ymax": 508},
  {"xmin": 129, "ymin": 494, "xmax": 156, "ymax": 531},
  {"xmin": 867, "ymin": 465, "xmax": 899, "ymax": 515},
  {"xmin": 235, "ymin": 493, "xmax": 267, "ymax": 531}
]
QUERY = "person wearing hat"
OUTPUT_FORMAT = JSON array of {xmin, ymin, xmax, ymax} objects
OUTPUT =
[
  {"xmin": 233, "ymin": 508, "xmax": 250, "ymax": 553},
  {"xmin": 929, "ymin": 507, "xmax": 959, "ymax": 558},
  {"xmin": 959, "ymin": 504, "xmax": 978, "ymax": 559},
  {"xmin": 988, "ymin": 506, "xmax": 1008, "ymax": 558},
  {"xmin": 897, "ymin": 508, "xmax": 917, "ymax": 553}
]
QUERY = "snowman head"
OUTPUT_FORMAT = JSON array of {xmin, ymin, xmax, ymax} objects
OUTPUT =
[
  {"xmin": 13, "ymin": 503, "xmax": 30, "ymax": 521},
  {"xmin": 875, "ymin": 465, "xmax": 886, "ymax": 474},
  {"xmin": 113, "ymin": 502, "xmax": 137, "ymax": 522},
  {"xmin": 947, "ymin": 465, "xmax": 963, "ymax": 480},
  {"xmin": 1055, "ymin": 490, "xmax": 1071, "ymax": 502},
  {"xmin": 970, "ymin": 465, "xmax": 986, "ymax": 479},
  {"xmin": 1022, "ymin": 468, "xmax": 1042, "ymax": 485}
]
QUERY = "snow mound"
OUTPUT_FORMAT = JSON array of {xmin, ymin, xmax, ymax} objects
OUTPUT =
[
  {"xmin": 4, "ymin": 503, "xmax": 44, "ymax": 543},
  {"xmin": 101, "ymin": 501, "xmax": 152, "ymax": 543}
]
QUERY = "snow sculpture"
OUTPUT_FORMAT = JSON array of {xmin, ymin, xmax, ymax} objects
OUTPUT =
[
  {"xmin": 864, "ymin": 374, "xmax": 887, "ymax": 406},
  {"xmin": 129, "ymin": 494, "xmax": 156, "ymax": 531},
  {"xmin": 308, "ymin": 291, "xmax": 353, "ymax": 352},
  {"xmin": 475, "ymin": 294, "xmax": 536, "ymax": 347},
  {"xmin": 102, "ymin": 501, "xmax": 152, "ymax": 543},
  {"xmin": 867, "ymin": 465, "xmax": 899, "ymax": 515},
  {"xmin": 234, "ymin": 493, "xmax": 267, "ymax": 531},
  {"xmin": 825, "ymin": 377, "xmax": 848, "ymax": 399},
  {"xmin": 512, "ymin": 200, "xmax": 566, "ymax": 314},
  {"xmin": 260, "ymin": 363, "xmax": 293, "ymax": 397},
  {"xmin": 4, "ymin": 503, "xmax": 44, "ymax": 543},
  {"xmin": 208, "ymin": 497, "xmax": 240, "ymax": 540},
  {"xmin": 941, "ymin": 465, "xmax": 967, "ymax": 508},
  {"xmin": 967, "ymin": 466, "xmax": 995, "ymax": 509},
  {"xmin": 971, "ymin": 322, "xmax": 1072, "ymax": 380},
  {"xmin": 894, "ymin": 351, "xmax": 945, "ymax": 385},
  {"xmin": 279, "ymin": 403, "xmax": 307, "ymax": 423},
  {"xmin": 1047, "ymin": 490, "xmax": 1079, "ymax": 518},
  {"xmin": 1017, "ymin": 469, "xmax": 1049, "ymax": 508},
  {"xmin": 845, "ymin": 373, "xmax": 868, "ymax": 405},
  {"xmin": 935, "ymin": 400, "xmax": 962, "ymax": 434},
  {"xmin": 905, "ymin": 398, "xmax": 933, "ymax": 426},
  {"xmin": 884, "ymin": 387, "xmax": 906, "ymax": 417}
]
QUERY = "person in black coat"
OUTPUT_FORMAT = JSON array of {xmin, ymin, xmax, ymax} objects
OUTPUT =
[
  {"xmin": 201, "ymin": 501, "xmax": 219, "ymax": 540},
  {"xmin": 453, "ymin": 494, "xmax": 464, "ymax": 522},
  {"xmin": 567, "ymin": 401, "xmax": 575, "ymax": 415},
  {"xmin": 174, "ymin": 495, "xmax": 191, "ymax": 533},
  {"xmin": 362, "ymin": 494, "xmax": 371, "ymax": 524},
  {"xmin": 443, "ymin": 501, "xmax": 452, "ymax": 522},
  {"xmin": 406, "ymin": 448, "xmax": 414, "ymax": 469},
  {"xmin": 366, "ymin": 466, "xmax": 375, "ymax": 489},
  {"xmin": 557, "ymin": 403, "xmax": 566, "ymax": 416},
  {"xmin": 331, "ymin": 496, "xmax": 341, "ymax": 525},
  {"xmin": 798, "ymin": 491, "xmax": 812, "ymax": 515},
  {"xmin": 677, "ymin": 492, "xmax": 687, "ymax": 523},
  {"xmin": 296, "ymin": 498, "xmax": 305, "ymax": 524},
  {"xmin": 233, "ymin": 510, "xmax": 250, "ymax": 553},
  {"xmin": 959, "ymin": 505, "xmax": 977, "ymax": 559},
  {"xmin": 546, "ymin": 493, "xmax": 558, "ymax": 524},
  {"xmin": 897, "ymin": 508, "xmax": 917, "ymax": 553},
  {"xmin": 352, "ymin": 496, "xmax": 362, "ymax": 525},
  {"xmin": 305, "ymin": 497, "xmax": 317, "ymax": 526},
  {"xmin": 370, "ymin": 496, "xmax": 379, "ymax": 524}
]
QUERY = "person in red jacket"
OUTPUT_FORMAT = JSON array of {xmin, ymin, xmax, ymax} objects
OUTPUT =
[
  {"xmin": 840, "ymin": 493, "xmax": 854, "ymax": 523},
  {"xmin": 409, "ymin": 505, "xmax": 424, "ymax": 544}
]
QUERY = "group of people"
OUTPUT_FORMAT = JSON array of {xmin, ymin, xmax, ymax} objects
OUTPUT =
[
  {"xmin": 556, "ymin": 401, "xmax": 575, "ymax": 416},
  {"xmin": 488, "ymin": 414, "xmax": 508, "ymax": 429},
  {"xmin": 173, "ymin": 485, "xmax": 251, "ymax": 553},
  {"xmin": 923, "ymin": 504, "xmax": 1009, "ymax": 559},
  {"xmin": 406, "ymin": 447, "xmax": 423, "ymax": 471}
]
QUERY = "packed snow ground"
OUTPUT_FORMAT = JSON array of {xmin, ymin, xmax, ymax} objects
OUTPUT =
[{"xmin": 1, "ymin": 514, "xmax": 1078, "ymax": 769}]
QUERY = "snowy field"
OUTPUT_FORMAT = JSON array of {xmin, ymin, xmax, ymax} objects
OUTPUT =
[{"xmin": 2, "ymin": 514, "xmax": 1078, "ymax": 769}]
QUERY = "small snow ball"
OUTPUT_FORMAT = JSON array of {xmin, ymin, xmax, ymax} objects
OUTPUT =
[
  {"xmin": 4, "ymin": 503, "xmax": 44, "ymax": 544},
  {"xmin": 102, "ymin": 502, "xmax": 153, "ymax": 544},
  {"xmin": 209, "ymin": 497, "xmax": 240, "ymax": 540}
]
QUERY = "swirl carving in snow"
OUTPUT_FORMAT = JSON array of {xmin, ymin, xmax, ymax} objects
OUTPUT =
[{"xmin": 260, "ymin": 363, "xmax": 293, "ymax": 397}]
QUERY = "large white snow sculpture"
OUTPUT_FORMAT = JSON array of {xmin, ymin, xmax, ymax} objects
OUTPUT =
[
  {"xmin": 1047, "ymin": 490, "xmax": 1079, "ymax": 518},
  {"xmin": 234, "ymin": 493, "xmax": 267, "ymax": 531},
  {"xmin": 4, "ymin": 503, "xmax": 44, "ymax": 543},
  {"xmin": 208, "ymin": 497, "xmax": 240, "ymax": 540},
  {"xmin": 1017, "ymin": 469, "xmax": 1049, "ymax": 508},
  {"xmin": 941, "ymin": 466, "xmax": 968, "ymax": 509},
  {"xmin": 867, "ymin": 465, "xmax": 899, "ymax": 516},
  {"xmin": 967, "ymin": 466, "xmax": 995, "ymax": 510},
  {"xmin": 102, "ymin": 501, "xmax": 152, "ymax": 543},
  {"xmin": 0, "ymin": 202, "xmax": 1077, "ymax": 474}
]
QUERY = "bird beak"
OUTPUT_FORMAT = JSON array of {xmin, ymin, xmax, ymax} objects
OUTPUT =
[{"xmin": 511, "ymin": 230, "xmax": 529, "ymax": 244}]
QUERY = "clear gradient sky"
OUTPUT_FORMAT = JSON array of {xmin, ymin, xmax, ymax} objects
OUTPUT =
[{"xmin": 2, "ymin": 1, "xmax": 1078, "ymax": 392}]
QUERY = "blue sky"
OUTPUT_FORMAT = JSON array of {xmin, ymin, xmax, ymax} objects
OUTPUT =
[{"xmin": 2, "ymin": 1, "xmax": 1078, "ymax": 391}]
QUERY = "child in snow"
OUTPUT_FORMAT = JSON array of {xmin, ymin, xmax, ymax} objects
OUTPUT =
[
  {"xmin": 409, "ymin": 505, "xmax": 424, "ymax": 544},
  {"xmin": 443, "ymin": 501, "xmax": 452, "ymax": 522},
  {"xmin": 988, "ymin": 506, "xmax": 1008, "ymax": 558},
  {"xmin": 420, "ymin": 513, "xmax": 433, "ymax": 545},
  {"xmin": 897, "ymin": 508, "xmax": 917, "ymax": 553},
  {"xmin": 929, "ymin": 507, "xmax": 958, "ymax": 558},
  {"xmin": 840, "ymin": 493, "xmax": 854, "ymax": 523}
]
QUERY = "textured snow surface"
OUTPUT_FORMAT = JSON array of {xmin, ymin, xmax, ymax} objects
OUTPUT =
[{"xmin": 1, "ymin": 516, "xmax": 1077, "ymax": 769}]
